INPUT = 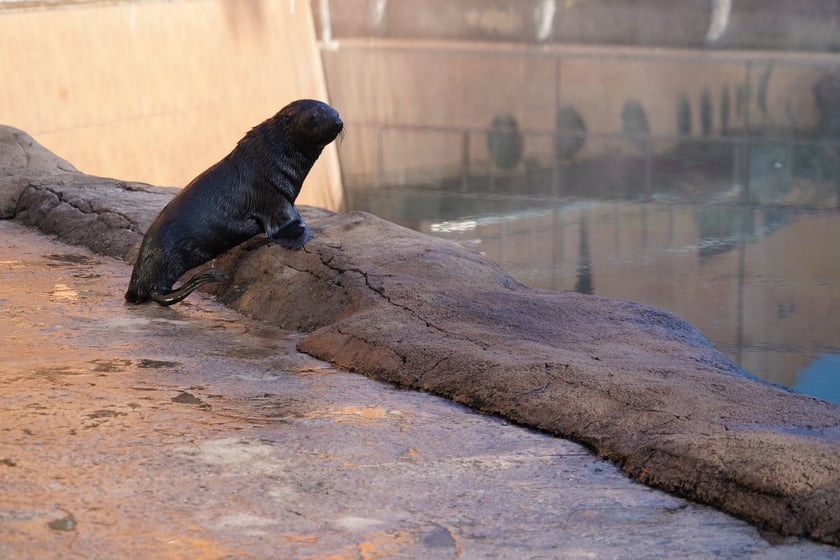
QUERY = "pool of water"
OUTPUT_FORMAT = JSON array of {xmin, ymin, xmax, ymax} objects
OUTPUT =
[{"xmin": 346, "ymin": 153, "xmax": 840, "ymax": 403}]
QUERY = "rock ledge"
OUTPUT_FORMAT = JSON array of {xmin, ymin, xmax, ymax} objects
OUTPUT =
[{"xmin": 2, "ymin": 124, "xmax": 839, "ymax": 545}]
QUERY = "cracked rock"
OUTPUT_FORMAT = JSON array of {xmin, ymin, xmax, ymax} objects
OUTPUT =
[
  {"xmin": 204, "ymin": 209, "xmax": 840, "ymax": 545},
  {"xmin": 2, "ymin": 124, "xmax": 840, "ymax": 546}
]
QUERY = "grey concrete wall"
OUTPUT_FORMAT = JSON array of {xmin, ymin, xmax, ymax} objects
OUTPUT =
[{"xmin": 313, "ymin": 0, "xmax": 840, "ymax": 52}]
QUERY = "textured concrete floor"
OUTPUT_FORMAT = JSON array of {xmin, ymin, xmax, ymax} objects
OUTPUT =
[{"xmin": 1, "ymin": 219, "xmax": 838, "ymax": 559}]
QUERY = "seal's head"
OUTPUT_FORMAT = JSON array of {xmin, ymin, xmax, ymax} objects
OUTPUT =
[
  {"xmin": 237, "ymin": 98, "xmax": 343, "ymax": 189},
  {"xmin": 277, "ymin": 98, "xmax": 344, "ymax": 154}
]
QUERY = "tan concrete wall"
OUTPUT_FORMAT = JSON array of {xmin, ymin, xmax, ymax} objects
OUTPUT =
[{"xmin": 0, "ymin": 0, "xmax": 343, "ymax": 209}]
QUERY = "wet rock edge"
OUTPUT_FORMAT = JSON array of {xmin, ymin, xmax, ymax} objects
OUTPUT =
[{"xmin": 2, "ymin": 125, "xmax": 839, "ymax": 546}]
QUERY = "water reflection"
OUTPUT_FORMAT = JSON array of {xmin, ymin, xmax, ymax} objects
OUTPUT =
[
  {"xmin": 322, "ymin": 23, "xmax": 840, "ymax": 402},
  {"xmin": 345, "ymin": 132, "xmax": 840, "ymax": 402}
]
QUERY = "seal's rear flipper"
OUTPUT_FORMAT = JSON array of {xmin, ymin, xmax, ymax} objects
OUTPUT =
[{"xmin": 149, "ymin": 268, "xmax": 224, "ymax": 307}]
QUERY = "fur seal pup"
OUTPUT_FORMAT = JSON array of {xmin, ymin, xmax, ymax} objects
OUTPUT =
[{"xmin": 124, "ymin": 99, "xmax": 343, "ymax": 306}]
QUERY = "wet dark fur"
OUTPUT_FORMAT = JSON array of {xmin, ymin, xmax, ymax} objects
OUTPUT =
[{"xmin": 124, "ymin": 99, "xmax": 343, "ymax": 305}]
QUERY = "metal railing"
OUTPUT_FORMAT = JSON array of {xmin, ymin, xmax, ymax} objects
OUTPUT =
[{"xmin": 358, "ymin": 121, "xmax": 840, "ymax": 208}]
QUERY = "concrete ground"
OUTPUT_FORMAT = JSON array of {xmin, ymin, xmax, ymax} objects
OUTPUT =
[{"xmin": 2, "ymin": 218, "xmax": 838, "ymax": 559}]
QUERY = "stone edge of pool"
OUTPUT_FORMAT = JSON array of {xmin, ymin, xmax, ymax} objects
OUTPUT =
[{"xmin": 2, "ymin": 124, "xmax": 839, "ymax": 546}]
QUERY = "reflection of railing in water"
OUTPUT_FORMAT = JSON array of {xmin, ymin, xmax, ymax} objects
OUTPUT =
[{"xmin": 363, "ymin": 122, "xmax": 840, "ymax": 208}]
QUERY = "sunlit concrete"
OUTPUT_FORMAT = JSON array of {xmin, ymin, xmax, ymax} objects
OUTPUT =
[{"xmin": 2, "ymin": 219, "xmax": 838, "ymax": 558}]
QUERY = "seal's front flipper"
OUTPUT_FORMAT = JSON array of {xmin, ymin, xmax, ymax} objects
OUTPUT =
[
  {"xmin": 265, "ymin": 218, "xmax": 310, "ymax": 249},
  {"xmin": 149, "ymin": 268, "xmax": 224, "ymax": 306}
]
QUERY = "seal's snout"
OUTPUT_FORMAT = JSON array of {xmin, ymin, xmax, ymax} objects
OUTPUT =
[
  {"xmin": 312, "ymin": 101, "xmax": 342, "ymax": 134},
  {"xmin": 328, "ymin": 109, "xmax": 344, "ymax": 143},
  {"xmin": 323, "ymin": 105, "xmax": 343, "ymax": 136}
]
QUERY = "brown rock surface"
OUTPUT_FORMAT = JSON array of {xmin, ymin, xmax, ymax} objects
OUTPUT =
[
  {"xmin": 0, "ymin": 124, "xmax": 77, "ymax": 218},
  {"xmin": 6, "ymin": 217, "xmax": 838, "ymax": 559},
  {"xmin": 2, "ymin": 124, "xmax": 840, "ymax": 546},
  {"xmin": 210, "ymin": 212, "xmax": 840, "ymax": 545},
  {"xmin": 0, "ymin": 125, "xmax": 176, "ymax": 262}
]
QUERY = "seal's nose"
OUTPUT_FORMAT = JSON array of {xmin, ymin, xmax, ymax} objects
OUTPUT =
[{"xmin": 326, "ymin": 105, "xmax": 342, "ymax": 129}]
